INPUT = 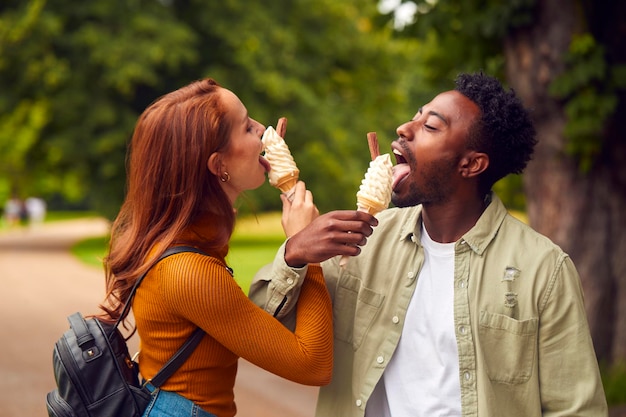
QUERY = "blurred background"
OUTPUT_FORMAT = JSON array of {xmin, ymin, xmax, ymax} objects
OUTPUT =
[{"xmin": 1, "ymin": 0, "xmax": 625, "ymax": 411}]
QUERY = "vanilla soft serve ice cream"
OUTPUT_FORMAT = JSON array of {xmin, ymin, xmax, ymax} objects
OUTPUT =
[
  {"xmin": 340, "ymin": 153, "xmax": 392, "ymax": 267},
  {"xmin": 261, "ymin": 126, "xmax": 299, "ymax": 194},
  {"xmin": 356, "ymin": 153, "xmax": 393, "ymax": 212}
]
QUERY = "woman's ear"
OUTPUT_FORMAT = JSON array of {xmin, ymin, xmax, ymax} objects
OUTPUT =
[
  {"xmin": 460, "ymin": 151, "xmax": 489, "ymax": 178},
  {"xmin": 207, "ymin": 152, "xmax": 221, "ymax": 176}
]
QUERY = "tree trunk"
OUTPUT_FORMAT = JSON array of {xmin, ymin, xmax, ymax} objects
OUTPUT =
[{"xmin": 503, "ymin": 0, "xmax": 626, "ymax": 364}]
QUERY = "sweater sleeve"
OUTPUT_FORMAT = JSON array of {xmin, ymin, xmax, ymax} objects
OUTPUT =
[{"xmin": 157, "ymin": 253, "xmax": 333, "ymax": 385}]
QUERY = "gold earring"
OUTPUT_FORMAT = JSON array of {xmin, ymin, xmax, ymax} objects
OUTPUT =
[{"xmin": 220, "ymin": 172, "xmax": 230, "ymax": 182}]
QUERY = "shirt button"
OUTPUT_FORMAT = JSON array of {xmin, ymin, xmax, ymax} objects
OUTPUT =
[
  {"xmin": 356, "ymin": 399, "xmax": 363, "ymax": 407},
  {"xmin": 407, "ymin": 271, "xmax": 415, "ymax": 279},
  {"xmin": 459, "ymin": 326, "xmax": 467, "ymax": 334},
  {"xmin": 286, "ymin": 278, "xmax": 294, "ymax": 285},
  {"xmin": 464, "ymin": 371, "xmax": 472, "ymax": 381},
  {"xmin": 392, "ymin": 316, "xmax": 400, "ymax": 324},
  {"xmin": 376, "ymin": 355, "xmax": 384, "ymax": 364},
  {"xmin": 410, "ymin": 234, "xmax": 416, "ymax": 243},
  {"xmin": 459, "ymin": 280, "xmax": 466, "ymax": 288}
]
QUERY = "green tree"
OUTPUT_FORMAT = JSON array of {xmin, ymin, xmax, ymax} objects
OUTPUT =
[
  {"xmin": 0, "ymin": 0, "xmax": 424, "ymax": 216},
  {"xmin": 0, "ymin": 0, "xmax": 198, "ymax": 216},
  {"xmin": 388, "ymin": 0, "xmax": 626, "ymax": 364},
  {"xmin": 505, "ymin": 0, "xmax": 626, "ymax": 366},
  {"xmin": 178, "ymin": 0, "xmax": 425, "ymax": 213}
]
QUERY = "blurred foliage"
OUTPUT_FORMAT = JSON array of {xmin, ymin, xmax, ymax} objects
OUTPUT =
[
  {"xmin": 601, "ymin": 361, "xmax": 626, "ymax": 406},
  {"xmin": 550, "ymin": 33, "xmax": 626, "ymax": 172},
  {"xmin": 385, "ymin": 0, "xmax": 535, "ymax": 93},
  {"xmin": 0, "ymin": 0, "xmax": 425, "ymax": 217},
  {"xmin": 3, "ymin": 0, "xmax": 623, "ymax": 218},
  {"xmin": 493, "ymin": 175, "xmax": 526, "ymax": 213},
  {"xmin": 376, "ymin": 0, "xmax": 540, "ymax": 213},
  {"xmin": 388, "ymin": 0, "xmax": 625, "ymax": 177},
  {"xmin": 0, "ymin": 0, "xmax": 199, "ymax": 216}
]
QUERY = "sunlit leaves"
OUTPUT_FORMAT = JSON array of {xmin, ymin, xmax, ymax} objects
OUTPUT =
[
  {"xmin": 0, "ymin": 0, "xmax": 423, "ymax": 215},
  {"xmin": 550, "ymin": 33, "xmax": 621, "ymax": 171}
]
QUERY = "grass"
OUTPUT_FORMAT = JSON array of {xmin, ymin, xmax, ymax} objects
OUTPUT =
[
  {"xmin": 228, "ymin": 212, "xmax": 285, "ymax": 291},
  {"xmin": 70, "ymin": 212, "xmax": 285, "ymax": 292},
  {"xmin": 45, "ymin": 211, "xmax": 100, "ymax": 222},
  {"xmin": 71, "ymin": 236, "xmax": 109, "ymax": 269}
]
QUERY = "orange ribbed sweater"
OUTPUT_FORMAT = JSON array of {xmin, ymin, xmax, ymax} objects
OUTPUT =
[{"xmin": 133, "ymin": 222, "xmax": 333, "ymax": 417}]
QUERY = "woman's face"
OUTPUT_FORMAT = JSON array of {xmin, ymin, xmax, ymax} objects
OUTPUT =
[{"xmin": 213, "ymin": 89, "xmax": 270, "ymax": 202}]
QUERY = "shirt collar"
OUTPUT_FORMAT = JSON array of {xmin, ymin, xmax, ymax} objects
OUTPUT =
[
  {"xmin": 398, "ymin": 205, "xmax": 424, "ymax": 244},
  {"xmin": 395, "ymin": 192, "xmax": 508, "ymax": 255},
  {"xmin": 460, "ymin": 192, "xmax": 508, "ymax": 255}
]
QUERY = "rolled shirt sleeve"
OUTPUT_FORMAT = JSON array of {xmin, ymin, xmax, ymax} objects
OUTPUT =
[{"xmin": 249, "ymin": 240, "xmax": 307, "ymax": 328}]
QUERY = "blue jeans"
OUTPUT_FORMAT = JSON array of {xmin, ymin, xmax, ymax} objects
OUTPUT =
[{"xmin": 143, "ymin": 384, "xmax": 217, "ymax": 417}]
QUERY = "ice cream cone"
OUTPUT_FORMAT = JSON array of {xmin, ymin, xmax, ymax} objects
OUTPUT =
[
  {"xmin": 276, "ymin": 171, "xmax": 300, "ymax": 201},
  {"xmin": 262, "ymin": 124, "xmax": 300, "ymax": 202},
  {"xmin": 356, "ymin": 196, "xmax": 386, "ymax": 215},
  {"xmin": 340, "ymin": 152, "xmax": 392, "ymax": 268}
]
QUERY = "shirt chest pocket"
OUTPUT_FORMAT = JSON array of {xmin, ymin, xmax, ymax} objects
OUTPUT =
[
  {"xmin": 333, "ymin": 274, "xmax": 385, "ymax": 350},
  {"xmin": 478, "ymin": 310, "xmax": 538, "ymax": 384}
]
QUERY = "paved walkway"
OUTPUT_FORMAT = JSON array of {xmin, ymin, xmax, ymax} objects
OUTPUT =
[{"xmin": 0, "ymin": 219, "xmax": 317, "ymax": 417}]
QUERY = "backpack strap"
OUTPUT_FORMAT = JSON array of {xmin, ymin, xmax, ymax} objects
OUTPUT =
[
  {"xmin": 148, "ymin": 326, "xmax": 205, "ymax": 388},
  {"xmin": 113, "ymin": 245, "xmax": 225, "ymax": 388},
  {"xmin": 115, "ymin": 246, "xmax": 207, "ymax": 328}
]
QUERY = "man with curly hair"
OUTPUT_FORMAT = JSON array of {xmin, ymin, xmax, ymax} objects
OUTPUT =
[{"xmin": 251, "ymin": 72, "xmax": 607, "ymax": 416}]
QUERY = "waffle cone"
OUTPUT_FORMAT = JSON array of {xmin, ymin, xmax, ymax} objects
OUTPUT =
[
  {"xmin": 275, "ymin": 170, "xmax": 299, "ymax": 193},
  {"xmin": 357, "ymin": 196, "xmax": 386, "ymax": 215}
]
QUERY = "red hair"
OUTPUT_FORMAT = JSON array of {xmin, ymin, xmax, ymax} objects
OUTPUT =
[{"xmin": 101, "ymin": 78, "xmax": 235, "ymax": 323}]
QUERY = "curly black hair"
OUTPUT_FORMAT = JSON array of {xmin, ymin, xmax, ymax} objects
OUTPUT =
[{"xmin": 455, "ymin": 72, "xmax": 537, "ymax": 194}]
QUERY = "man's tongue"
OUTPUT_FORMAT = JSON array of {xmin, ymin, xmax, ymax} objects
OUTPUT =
[{"xmin": 392, "ymin": 164, "xmax": 410, "ymax": 190}]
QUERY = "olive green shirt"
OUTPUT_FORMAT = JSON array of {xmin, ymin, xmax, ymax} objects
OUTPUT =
[{"xmin": 249, "ymin": 194, "xmax": 607, "ymax": 416}]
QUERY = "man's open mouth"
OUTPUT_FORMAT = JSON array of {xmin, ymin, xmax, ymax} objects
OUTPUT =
[{"xmin": 392, "ymin": 146, "xmax": 410, "ymax": 190}]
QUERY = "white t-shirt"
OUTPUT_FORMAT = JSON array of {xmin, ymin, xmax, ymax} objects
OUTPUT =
[{"xmin": 365, "ymin": 225, "xmax": 461, "ymax": 417}]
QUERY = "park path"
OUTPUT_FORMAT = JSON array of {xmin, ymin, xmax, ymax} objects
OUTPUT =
[{"xmin": 0, "ymin": 218, "xmax": 317, "ymax": 417}]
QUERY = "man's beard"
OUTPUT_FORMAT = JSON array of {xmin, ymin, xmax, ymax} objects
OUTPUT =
[{"xmin": 391, "ymin": 158, "xmax": 457, "ymax": 208}]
